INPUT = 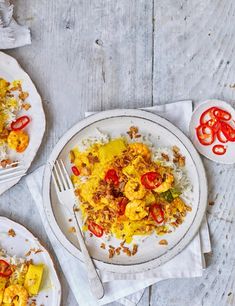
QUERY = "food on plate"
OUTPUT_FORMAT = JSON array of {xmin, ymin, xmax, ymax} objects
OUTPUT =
[
  {"xmin": 0, "ymin": 78, "xmax": 31, "ymax": 166},
  {"xmin": 70, "ymin": 127, "xmax": 192, "ymax": 254},
  {"xmin": 196, "ymin": 106, "xmax": 235, "ymax": 155},
  {"xmin": 0, "ymin": 248, "xmax": 44, "ymax": 305}
]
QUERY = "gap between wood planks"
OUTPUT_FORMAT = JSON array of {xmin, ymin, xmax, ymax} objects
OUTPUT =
[
  {"xmin": 148, "ymin": 1, "xmax": 155, "ymax": 303},
  {"xmin": 151, "ymin": 0, "xmax": 155, "ymax": 107}
]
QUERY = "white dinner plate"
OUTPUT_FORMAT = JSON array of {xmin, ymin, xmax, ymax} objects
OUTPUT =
[
  {"xmin": 0, "ymin": 52, "xmax": 46, "ymax": 195},
  {"xmin": 0, "ymin": 216, "xmax": 61, "ymax": 305},
  {"xmin": 189, "ymin": 99, "xmax": 235, "ymax": 164},
  {"xmin": 43, "ymin": 109, "xmax": 208, "ymax": 274}
]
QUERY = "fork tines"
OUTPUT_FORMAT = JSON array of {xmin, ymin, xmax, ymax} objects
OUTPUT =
[
  {"xmin": 0, "ymin": 161, "xmax": 26, "ymax": 183},
  {"xmin": 51, "ymin": 160, "xmax": 73, "ymax": 192}
]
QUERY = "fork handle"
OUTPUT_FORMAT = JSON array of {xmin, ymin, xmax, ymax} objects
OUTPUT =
[{"xmin": 73, "ymin": 211, "xmax": 104, "ymax": 300}]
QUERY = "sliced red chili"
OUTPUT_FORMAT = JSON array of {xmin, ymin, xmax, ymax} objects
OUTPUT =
[
  {"xmin": 212, "ymin": 107, "xmax": 232, "ymax": 121},
  {"xmin": 199, "ymin": 107, "xmax": 216, "ymax": 125},
  {"xmin": 11, "ymin": 116, "xmax": 30, "ymax": 131},
  {"xmin": 196, "ymin": 124, "xmax": 215, "ymax": 146},
  {"xmin": 71, "ymin": 166, "xmax": 80, "ymax": 176},
  {"xmin": 150, "ymin": 204, "xmax": 164, "ymax": 224},
  {"xmin": 118, "ymin": 197, "xmax": 128, "ymax": 215},
  {"xmin": 104, "ymin": 169, "xmax": 119, "ymax": 186},
  {"xmin": 197, "ymin": 106, "xmax": 234, "ymax": 152},
  {"xmin": 0, "ymin": 260, "xmax": 12, "ymax": 278},
  {"xmin": 207, "ymin": 119, "xmax": 221, "ymax": 133},
  {"xmin": 141, "ymin": 171, "xmax": 162, "ymax": 190},
  {"xmin": 220, "ymin": 122, "xmax": 235, "ymax": 141},
  {"xmin": 217, "ymin": 129, "xmax": 228, "ymax": 143},
  {"xmin": 88, "ymin": 221, "xmax": 103, "ymax": 237},
  {"xmin": 212, "ymin": 145, "xmax": 227, "ymax": 155}
]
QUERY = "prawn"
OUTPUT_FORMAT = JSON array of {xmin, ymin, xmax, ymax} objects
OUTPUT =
[
  {"xmin": 125, "ymin": 200, "xmax": 149, "ymax": 221},
  {"xmin": 154, "ymin": 173, "xmax": 174, "ymax": 193},
  {"xmin": 3, "ymin": 284, "xmax": 28, "ymax": 306},
  {"xmin": 7, "ymin": 130, "xmax": 29, "ymax": 153},
  {"xmin": 124, "ymin": 179, "xmax": 146, "ymax": 200},
  {"xmin": 129, "ymin": 143, "xmax": 151, "ymax": 160}
]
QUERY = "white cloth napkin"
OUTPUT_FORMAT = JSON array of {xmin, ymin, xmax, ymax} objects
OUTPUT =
[
  {"xmin": 0, "ymin": 0, "xmax": 31, "ymax": 49},
  {"xmin": 26, "ymin": 101, "xmax": 211, "ymax": 306}
]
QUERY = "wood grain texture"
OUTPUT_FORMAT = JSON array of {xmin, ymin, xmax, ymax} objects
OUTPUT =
[
  {"xmin": 3, "ymin": 0, "xmax": 153, "ymax": 305},
  {"xmin": 153, "ymin": 0, "xmax": 235, "ymax": 105},
  {"xmin": 151, "ymin": 1, "xmax": 235, "ymax": 305},
  {"xmin": 150, "ymin": 161, "xmax": 235, "ymax": 306},
  {"xmin": 1, "ymin": 0, "xmax": 235, "ymax": 305}
]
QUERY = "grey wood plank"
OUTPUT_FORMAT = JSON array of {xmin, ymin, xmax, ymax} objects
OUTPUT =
[
  {"xmin": 152, "ymin": 0, "xmax": 235, "ymax": 305},
  {"xmin": 106, "ymin": 287, "xmax": 150, "ymax": 306},
  {"xmin": 3, "ymin": 1, "xmax": 153, "ymax": 305},
  {"xmin": 4, "ymin": 1, "xmax": 235, "ymax": 306},
  {"xmin": 150, "ymin": 163, "xmax": 235, "ymax": 306},
  {"xmin": 153, "ymin": 0, "xmax": 235, "ymax": 105}
]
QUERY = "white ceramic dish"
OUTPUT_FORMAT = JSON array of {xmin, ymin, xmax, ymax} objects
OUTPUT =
[
  {"xmin": 43, "ymin": 109, "xmax": 208, "ymax": 274},
  {"xmin": 0, "ymin": 216, "xmax": 61, "ymax": 305},
  {"xmin": 0, "ymin": 52, "xmax": 46, "ymax": 195},
  {"xmin": 189, "ymin": 99, "xmax": 235, "ymax": 164}
]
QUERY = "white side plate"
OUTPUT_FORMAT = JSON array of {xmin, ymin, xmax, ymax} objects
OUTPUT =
[
  {"xmin": 0, "ymin": 52, "xmax": 46, "ymax": 194},
  {"xmin": 189, "ymin": 99, "xmax": 235, "ymax": 164},
  {"xmin": 43, "ymin": 109, "xmax": 208, "ymax": 274},
  {"xmin": 0, "ymin": 217, "xmax": 61, "ymax": 305}
]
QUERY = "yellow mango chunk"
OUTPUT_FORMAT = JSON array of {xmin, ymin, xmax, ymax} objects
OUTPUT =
[
  {"xmin": 99, "ymin": 138, "xmax": 126, "ymax": 163},
  {"xmin": 24, "ymin": 264, "xmax": 44, "ymax": 295}
]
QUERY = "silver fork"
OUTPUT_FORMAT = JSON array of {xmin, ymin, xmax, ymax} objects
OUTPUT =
[
  {"xmin": 0, "ymin": 161, "xmax": 26, "ymax": 184},
  {"xmin": 50, "ymin": 160, "xmax": 104, "ymax": 300}
]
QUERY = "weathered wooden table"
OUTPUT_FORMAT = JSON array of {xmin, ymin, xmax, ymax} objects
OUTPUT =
[{"xmin": 2, "ymin": 1, "xmax": 235, "ymax": 305}]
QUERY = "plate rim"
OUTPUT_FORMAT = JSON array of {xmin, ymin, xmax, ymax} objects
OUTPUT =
[
  {"xmin": 0, "ymin": 216, "xmax": 62, "ymax": 306},
  {"xmin": 0, "ymin": 51, "xmax": 46, "ymax": 194},
  {"xmin": 42, "ymin": 108, "xmax": 208, "ymax": 273}
]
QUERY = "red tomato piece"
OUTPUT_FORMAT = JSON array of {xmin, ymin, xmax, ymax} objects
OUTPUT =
[
  {"xmin": 141, "ymin": 172, "xmax": 162, "ymax": 190},
  {"xmin": 104, "ymin": 169, "xmax": 119, "ymax": 186},
  {"xmin": 150, "ymin": 204, "xmax": 164, "ymax": 224},
  {"xmin": 88, "ymin": 221, "xmax": 103, "ymax": 237},
  {"xmin": 0, "ymin": 260, "xmax": 12, "ymax": 278},
  {"xmin": 11, "ymin": 116, "xmax": 30, "ymax": 131},
  {"xmin": 71, "ymin": 166, "xmax": 80, "ymax": 176}
]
